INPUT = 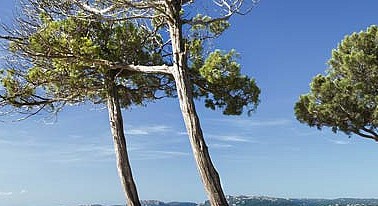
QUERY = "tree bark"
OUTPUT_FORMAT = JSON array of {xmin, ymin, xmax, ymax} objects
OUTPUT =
[
  {"xmin": 107, "ymin": 75, "xmax": 141, "ymax": 206},
  {"xmin": 167, "ymin": 2, "xmax": 229, "ymax": 206}
]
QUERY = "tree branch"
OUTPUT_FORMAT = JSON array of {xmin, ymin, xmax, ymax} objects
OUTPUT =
[
  {"xmin": 361, "ymin": 126, "xmax": 378, "ymax": 138},
  {"xmin": 71, "ymin": 0, "xmax": 116, "ymax": 15},
  {"xmin": 183, "ymin": 0, "xmax": 259, "ymax": 26},
  {"xmin": 111, "ymin": 64, "xmax": 173, "ymax": 75},
  {"xmin": 353, "ymin": 129, "xmax": 378, "ymax": 142}
]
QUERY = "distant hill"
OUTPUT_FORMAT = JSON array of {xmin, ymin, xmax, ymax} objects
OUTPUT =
[
  {"xmin": 201, "ymin": 196, "xmax": 378, "ymax": 206},
  {"xmin": 83, "ymin": 195, "xmax": 378, "ymax": 206},
  {"xmin": 140, "ymin": 200, "xmax": 197, "ymax": 206}
]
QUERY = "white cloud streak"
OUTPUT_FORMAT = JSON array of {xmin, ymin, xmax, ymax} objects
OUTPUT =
[
  {"xmin": 50, "ymin": 144, "xmax": 115, "ymax": 163},
  {"xmin": 212, "ymin": 135, "xmax": 250, "ymax": 142},
  {"xmin": 207, "ymin": 134, "xmax": 254, "ymax": 143},
  {"xmin": 328, "ymin": 139, "xmax": 350, "ymax": 145},
  {"xmin": 126, "ymin": 125, "xmax": 172, "ymax": 136},
  {"xmin": 176, "ymin": 131, "xmax": 188, "ymax": 136},
  {"xmin": 209, "ymin": 143, "xmax": 233, "ymax": 149},
  {"xmin": 1, "ymin": 123, "xmax": 186, "ymax": 163},
  {"xmin": 127, "ymin": 129, "xmax": 149, "ymax": 135},
  {"xmin": 134, "ymin": 150, "xmax": 189, "ymax": 160},
  {"xmin": 210, "ymin": 118, "xmax": 292, "ymax": 128},
  {"xmin": 0, "ymin": 191, "xmax": 12, "ymax": 196}
]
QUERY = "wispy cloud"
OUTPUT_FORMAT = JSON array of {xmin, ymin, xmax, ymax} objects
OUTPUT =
[
  {"xmin": 50, "ymin": 141, "xmax": 190, "ymax": 163},
  {"xmin": 68, "ymin": 134, "xmax": 84, "ymax": 139},
  {"xmin": 0, "ymin": 190, "xmax": 28, "ymax": 197},
  {"xmin": 50, "ymin": 144, "xmax": 115, "ymax": 163},
  {"xmin": 328, "ymin": 139, "xmax": 350, "ymax": 145},
  {"xmin": 289, "ymin": 127, "xmax": 320, "ymax": 137},
  {"xmin": 208, "ymin": 134, "xmax": 253, "ymax": 143},
  {"xmin": 209, "ymin": 143, "xmax": 233, "ymax": 149},
  {"xmin": 0, "ymin": 137, "xmax": 45, "ymax": 147},
  {"xmin": 0, "ymin": 138, "xmax": 12, "ymax": 145},
  {"xmin": 1, "ymin": 123, "xmax": 186, "ymax": 163},
  {"xmin": 134, "ymin": 150, "xmax": 189, "ymax": 160},
  {"xmin": 0, "ymin": 134, "xmax": 116, "ymax": 163},
  {"xmin": 74, "ymin": 144, "xmax": 114, "ymax": 156},
  {"xmin": 0, "ymin": 191, "xmax": 12, "ymax": 196},
  {"xmin": 210, "ymin": 118, "xmax": 292, "ymax": 128},
  {"xmin": 246, "ymin": 119, "xmax": 292, "ymax": 127},
  {"xmin": 127, "ymin": 129, "xmax": 149, "ymax": 135},
  {"xmin": 176, "ymin": 131, "xmax": 188, "ymax": 136},
  {"xmin": 215, "ymin": 135, "xmax": 250, "ymax": 142},
  {"xmin": 126, "ymin": 125, "xmax": 172, "ymax": 136},
  {"xmin": 283, "ymin": 146, "xmax": 301, "ymax": 152}
]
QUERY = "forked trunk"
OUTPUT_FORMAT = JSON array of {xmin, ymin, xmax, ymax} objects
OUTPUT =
[
  {"xmin": 167, "ymin": 2, "xmax": 229, "ymax": 206},
  {"xmin": 107, "ymin": 76, "xmax": 141, "ymax": 206}
]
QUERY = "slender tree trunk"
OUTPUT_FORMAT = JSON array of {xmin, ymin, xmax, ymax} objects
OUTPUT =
[
  {"xmin": 107, "ymin": 75, "xmax": 141, "ymax": 206},
  {"xmin": 167, "ymin": 2, "xmax": 229, "ymax": 206}
]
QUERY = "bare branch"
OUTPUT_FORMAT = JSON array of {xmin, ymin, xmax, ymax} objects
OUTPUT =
[
  {"xmin": 0, "ymin": 35, "xmax": 26, "ymax": 42},
  {"xmin": 183, "ymin": 0, "xmax": 260, "ymax": 26},
  {"xmin": 13, "ymin": 104, "xmax": 46, "ymax": 121},
  {"xmin": 361, "ymin": 126, "xmax": 378, "ymax": 138},
  {"xmin": 353, "ymin": 129, "xmax": 378, "ymax": 142},
  {"xmin": 72, "ymin": 0, "xmax": 116, "ymax": 15},
  {"xmin": 66, "ymin": 0, "xmax": 168, "ymax": 22},
  {"xmin": 111, "ymin": 64, "xmax": 173, "ymax": 75}
]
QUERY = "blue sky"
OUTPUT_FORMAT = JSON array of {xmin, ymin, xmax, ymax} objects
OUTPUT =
[{"xmin": 1, "ymin": 1, "xmax": 378, "ymax": 206}]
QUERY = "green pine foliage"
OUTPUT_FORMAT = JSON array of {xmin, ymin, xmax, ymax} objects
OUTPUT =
[
  {"xmin": 1, "ymin": 16, "xmax": 175, "ymax": 111},
  {"xmin": 187, "ymin": 23, "xmax": 260, "ymax": 115},
  {"xmin": 295, "ymin": 25, "xmax": 378, "ymax": 140},
  {"xmin": 0, "ymin": 3, "xmax": 260, "ymax": 118}
]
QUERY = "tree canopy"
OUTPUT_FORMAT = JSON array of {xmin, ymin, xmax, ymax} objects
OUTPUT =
[
  {"xmin": 0, "ymin": 2, "xmax": 260, "ymax": 118},
  {"xmin": 1, "ymin": 15, "xmax": 175, "ymax": 116},
  {"xmin": 295, "ymin": 25, "xmax": 378, "ymax": 141}
]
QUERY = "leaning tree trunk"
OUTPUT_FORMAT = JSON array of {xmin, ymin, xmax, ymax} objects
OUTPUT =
[
  {"xmin": 167, "ymin": 2, "xmax": 229, "ymax": 206},
  {"xmin": 107, "ymin": 75, "xmax": 141, "ymax": 206}
]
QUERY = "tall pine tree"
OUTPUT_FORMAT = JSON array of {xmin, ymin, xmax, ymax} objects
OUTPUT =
[{"xmin": 1, "ymin": 1, "xmax": 261, "ymax": 205}]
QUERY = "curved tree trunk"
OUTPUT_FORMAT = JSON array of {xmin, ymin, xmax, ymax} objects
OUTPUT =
[
  {"xmin": 167, "ymin": 2, "xmax": 229, "ymax": 206},
  {"xmin": 107, "ymin": 76, "xmax": 141, "ymax": 206}
]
